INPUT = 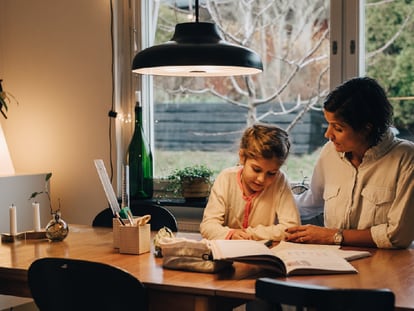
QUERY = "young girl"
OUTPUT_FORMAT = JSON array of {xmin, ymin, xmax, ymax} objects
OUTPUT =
[{"xmin": 200, "ymin": 124, "xmax": 300, "ymax": 241}]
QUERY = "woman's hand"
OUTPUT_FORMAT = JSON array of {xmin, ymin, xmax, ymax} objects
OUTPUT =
[{"xmin": 285, "ymin": 224, "xmax": 336, "ymax": 244}]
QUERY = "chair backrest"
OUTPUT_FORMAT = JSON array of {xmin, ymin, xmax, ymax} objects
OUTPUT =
[
  {"xmin": 255, "ymin": 278, "xmax": 395, "ymax": 311},
  {"xmin": 28, "ymin": 257, "xmax": 147, "ymax": 311},
  {"xmin": 92, "ymin": 202, "xmax": 178, "ymax": 232}
]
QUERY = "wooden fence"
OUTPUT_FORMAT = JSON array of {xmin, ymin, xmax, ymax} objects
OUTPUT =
[{"xmin": 154, "ymin": 103, "xmax": 327, "ymax": 155}]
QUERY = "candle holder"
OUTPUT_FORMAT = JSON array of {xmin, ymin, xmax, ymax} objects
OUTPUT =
[
  {"xmin": 1, "ymin": 232, "xmax": 25, "ymax": 243},
  {"xmin": 1, "ymin": 230, "xmax": 47, "ymax": 243},
  {"xmin": 25, "ymin": 230, "xmax": 47, "ymax": 239}
]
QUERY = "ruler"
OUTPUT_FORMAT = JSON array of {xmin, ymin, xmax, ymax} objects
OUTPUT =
[{"xmin": 94, "ymin": 159, "xmax": 121, "ymax": 215}]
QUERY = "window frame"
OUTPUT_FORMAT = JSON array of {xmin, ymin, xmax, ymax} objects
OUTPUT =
[{"xmin": 116, "ymin": 0, "xmax": 363, "ymax": 192}]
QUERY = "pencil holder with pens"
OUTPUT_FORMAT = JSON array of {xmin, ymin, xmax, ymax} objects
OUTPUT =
[{"xmin": 113, "ymin": 215, "xmax": 151, "ymax": 255}]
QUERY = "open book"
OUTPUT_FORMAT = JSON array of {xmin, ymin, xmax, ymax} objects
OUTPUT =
[{"xmin": 208, "ymin": 240, "xmax": 371, "ymax": 276}]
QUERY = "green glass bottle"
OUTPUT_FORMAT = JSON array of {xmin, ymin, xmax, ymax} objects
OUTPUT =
[{"xmin": 127, "ymin": 91, "xmax": 153, "ymax": 199}]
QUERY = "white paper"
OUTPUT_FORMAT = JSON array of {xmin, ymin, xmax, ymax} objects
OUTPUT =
[
  {"xmin": 33, "ymin": 202, "xmax": 41, "ymax": 232},
  {"xmin": 273, "ymin": 241, "xmax": 371, "ymax": 261}
]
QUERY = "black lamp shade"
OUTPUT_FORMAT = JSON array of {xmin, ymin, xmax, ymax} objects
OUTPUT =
[{"xmin": 132, "ymin": 22, "xmax": 263, "ymax": 77}]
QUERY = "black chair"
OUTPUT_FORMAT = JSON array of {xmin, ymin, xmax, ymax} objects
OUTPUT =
[
  {"xmin": 255, "ymin": 278, "xmax": 395, "ymax": 311},
  {"xmin": 92, "ymin": 201, "xmax": 178, "ymax": 232},
  {"xmin": 28, "ymin": 257, "xmax": 147, "ymax": 311}
]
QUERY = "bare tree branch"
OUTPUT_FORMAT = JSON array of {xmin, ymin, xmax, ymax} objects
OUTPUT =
[
  {"xmin": 157, "ymin": 0, "xmax": 330, "ymax": 129},
  {"xmin": 255, "ymin": 28, "xmax": 329, "ymax": 106}
]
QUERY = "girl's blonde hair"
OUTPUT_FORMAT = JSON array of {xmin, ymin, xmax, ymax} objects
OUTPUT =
[{"xmin": 239, "ymin": 124, "xmax": 290, "ymax": 165}]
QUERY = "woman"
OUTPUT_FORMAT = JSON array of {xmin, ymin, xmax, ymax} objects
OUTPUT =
[
  {"xmin": 286, "ymin": 77, "xmax": 414, "ymax": 248},
  {"xmin": 200, "ymin": 124, "xmax": 300, "ymax": 241}
]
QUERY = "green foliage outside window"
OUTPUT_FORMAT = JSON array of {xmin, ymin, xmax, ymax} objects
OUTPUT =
[{"xmin": 365, "ymin": 0, "xmax": 414, "ymax": 130}]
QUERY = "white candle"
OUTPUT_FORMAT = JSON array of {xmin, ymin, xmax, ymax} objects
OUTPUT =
[
  {"xmin": 9, "ymin": 204, "xmax": 17, "ymax": 236},
  {"xmin": 33, "ymin": 202, "xmax": 41, "ymax": 232}
]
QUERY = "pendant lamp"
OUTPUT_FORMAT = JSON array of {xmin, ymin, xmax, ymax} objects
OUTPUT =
[{"xmin": 132, "ymin": 0, "xmax": 263, "ymax": 77}]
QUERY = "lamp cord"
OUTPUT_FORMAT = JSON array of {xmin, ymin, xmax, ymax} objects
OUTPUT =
[{"xmin": 108, "ymin": 0, "xmax": 115, "ymax": 182}]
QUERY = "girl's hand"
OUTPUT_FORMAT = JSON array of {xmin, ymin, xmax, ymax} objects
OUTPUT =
[{"xmin": 231, "ymin": 229, "xmax": 252, "ymax": 240}]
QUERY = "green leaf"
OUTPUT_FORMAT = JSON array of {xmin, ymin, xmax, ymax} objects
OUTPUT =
[
  {"xmin": 0, "ymin": 96, "xmax": 8, "ymax": 119},
  {"xmin": 45, "ymin": 173, "xmax": 52, "ymax": 182},
  {"xmin": 29, "ymin": 191, "xmax": 44, "ymax": 200}
]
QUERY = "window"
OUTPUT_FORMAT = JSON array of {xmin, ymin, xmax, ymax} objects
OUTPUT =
[
  {"xmin": 330, "ymin": 0, "xmax": 414, "ymax": 140},
  {"xmin": 129, "ymin": 0, "xmax": 413, "ymax": 199},
  {"xmin": 141, "ymin": 1, "xmax": 331, "ymax": 186},
  {"xmin": 363, "ymin": 0, "xmax": 414, "ymax": 140}
]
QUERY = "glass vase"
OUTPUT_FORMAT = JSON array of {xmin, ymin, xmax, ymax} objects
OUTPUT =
[{"xmin": 45, "ymin": 211, "xmax": 69, "ymax": 241}]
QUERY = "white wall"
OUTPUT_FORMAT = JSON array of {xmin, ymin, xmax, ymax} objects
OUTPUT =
[{"xmin": 0, "ymin": 0, "xmax": 115, "ymax": 225}]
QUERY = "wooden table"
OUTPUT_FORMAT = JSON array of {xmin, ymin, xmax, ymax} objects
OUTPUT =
[{"xmin": 0, "ymin": 225, "xmax": 413, "ymax": 311}]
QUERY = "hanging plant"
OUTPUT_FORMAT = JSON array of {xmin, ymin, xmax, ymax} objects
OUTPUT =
[{"xmin": 0, "ymin": 79, "xmax": 19, "ymax": 119}]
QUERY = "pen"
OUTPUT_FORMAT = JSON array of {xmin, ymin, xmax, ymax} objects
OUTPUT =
[
  {"xmin": 115, "ymin": 212, "xmax": 126, "ymax": 226},
  {"xmin": 126, "ymin": 209, "xmax": 135, "ymax": 226},
  {"xmin": 119, "ymin": 207, "xmax": 134, "ymax": 226}
]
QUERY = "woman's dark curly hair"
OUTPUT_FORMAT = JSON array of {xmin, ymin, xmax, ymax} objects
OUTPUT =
[{"xmin": 323, "ymin": 77, "xmax": 393, "ymax": 145}]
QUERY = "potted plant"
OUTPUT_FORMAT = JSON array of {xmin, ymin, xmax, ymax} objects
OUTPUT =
[
  {"xmin": 168, "ymin": 165, "xmax": 213, "ymax": 200},
  {"xmin": 153, "ymin": 177, "xmax": 181, "ymax": 199}
]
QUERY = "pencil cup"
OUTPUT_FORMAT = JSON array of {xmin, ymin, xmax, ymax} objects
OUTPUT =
[
  {"xmin": 119, "ymin": 224, "xmax": 150, "ymax": 255},
  {"xmin": 113, "ymin": 216, "xmax": 137, "ymax": 248}
]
